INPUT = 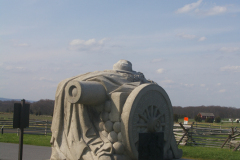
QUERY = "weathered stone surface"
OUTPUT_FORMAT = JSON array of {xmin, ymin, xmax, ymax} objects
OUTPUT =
[
  {"xmin": 109, "ymin": 92, "xmax": 129, "ymax": 122},
  {"xmin": 113, "ymin": 142, "xmax": 124, "ymax": 154},
  {"xmin": 108, "ymin": 131, "xmax": 118, "ymax": 143},
  {"xmin": 113, "ymin": 122, "xmax": 121, "ymax": 133},
  {"xmin": 99, "ymin": 122, "xmax": 104, "ymax": 131},
  {"xmin": 104, "ymin": 121, "xmax": 113, "ymax": 132},
  {"xmin": 113, "ymin": 154, "xmax": 131, "ymax": 160},
  {"xmin": 104, "ymin": 101, "xmax": 111, "ymax": 113},
  {"xmin": 66, "ymin": 81, "xmax": 107, "ymax": 105},
  {"xmin": 100, "ymin": 111, "xmax": 109, "ymax": 122},
  {"xmin": 121, "ymin": 84, "xmax": 174, "ymax": 159},
  {"xmin": 95, "ymin": 104, "xmax": 104, "ymax": 113},
  {"xmin": 101, "ymin": 130, "xmax": 108, "ymax": 137},
  {"xmin": 50, "ymin": 59, "xmax": 182, "ymax": 160},
  {"xmin": 117, "ymin": 132, "xmax": 122, "ymax": 142}
]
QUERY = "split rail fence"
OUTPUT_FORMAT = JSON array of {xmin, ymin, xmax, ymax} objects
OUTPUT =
[
  {"xmin": 0, "ymin": 119, "xmax": 51, "ymax": 136},
  {"xmin": 2, "ymin": 119, "xmax": 240, "ymax": 151},
  {"xmin": 174, "ymin": 122, "xmax": 240, "ymax": 151}
]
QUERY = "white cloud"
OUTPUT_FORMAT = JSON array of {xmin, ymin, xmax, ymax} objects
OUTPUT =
[
  {"xmin": 200, "ymin": 84, "xmax": 205, "ymax": 87},
  {"xmin": 198, "ymin": 37, "xmax": 206, "ymax": 41},
  {"xmin": 177, "ymin": 33, "xmax": 206, "ymax": 42},
  {"xmin": 176, "ymin": 0, "xmax": 202, "ymax": 13},
  {"xmin": 205, "ymin": 6, "xmax": 227, "ymax": 16},
  {"xmin": 219, "ymin": 89, "xmax": 226, "ymax": 93},
  {"xmin": 196, "ymin": 6, "xmax": 227, "ymax": 16},
  {"xmin": 220, "ymin": 66, "xmax": 240, "ymax": 72},
  {"xmin": 4, "ymin": 66, "xmax": 26, "ymax": 71},
  {"xmin": 177, "ymin": 33, "xmax": 196, "ymax": 40},
  {"xmin": 70, "ymin": 39, "xmax": 85, "ymax": 46},
  {"xmin": 217, "ymin": 83, "xmax": 221, "ymax": 86},
  {"xmin": 152, "ymin": 58, "xmax": 162, "ymax": 63},
  {"xmin": 156, "ymin": 68, "xmax": 164, "ymax": 74},
  {"xmin": 219, "ymin": 47, "xmax": 240, "ymax": 53},
  {"xmin": 69, "ymin": 38, "xmax": 107, "ymax": 51}
]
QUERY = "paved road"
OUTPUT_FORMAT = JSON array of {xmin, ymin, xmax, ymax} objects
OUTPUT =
[
  {"xmin": 0, "ymin": 142, "xmax": 51, "ymax": 160},
  {"xmin": 0, "ymin": 142, "xmax": 192, "ymax": 160}
]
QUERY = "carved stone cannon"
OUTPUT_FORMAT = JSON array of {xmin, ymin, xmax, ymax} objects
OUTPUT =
[{"xmin": 50, "ymin": 60, "xmax": 182, "ymax": 160}]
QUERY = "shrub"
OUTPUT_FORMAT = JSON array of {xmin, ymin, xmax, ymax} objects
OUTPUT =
[
  {"xmin": 194, "ymin": 115, "xmax": 202, "ymax": 122},
  {"xmin": 205, "ymin": 117, "xmax": 214, "ymax": 123},
  {"xmin": 173, "ymin": 114, "xmax": 178, "ymax": 122},
  {"xmin": 215, "ymin": 116, "xmax": 221, "ymax": 123}
]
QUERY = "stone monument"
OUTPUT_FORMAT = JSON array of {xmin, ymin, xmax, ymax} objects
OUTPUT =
[{"xmin": 50, "ymin": 60, "xmax": 182, "ymax": 160}]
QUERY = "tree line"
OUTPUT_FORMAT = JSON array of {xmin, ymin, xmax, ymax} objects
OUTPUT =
[
  {"xmin": 173, "ymin": 105, "xmax": 240, "ymax": 119},
  {"xmin": 1, "ymin": 100, "xmax": 240, "ymax": 119},
  {"xmin": 0, "ymin": 99, "xmax": 54, "ymax": 116}
]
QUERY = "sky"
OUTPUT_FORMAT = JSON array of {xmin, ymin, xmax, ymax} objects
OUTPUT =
[{"xmin": 0, "ymin": 0, "xmax": 240, "ymax": 108}]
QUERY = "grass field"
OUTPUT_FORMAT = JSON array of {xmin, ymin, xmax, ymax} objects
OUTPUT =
[
  {"xmin": 1, "ymin": 133, "xmax": 239, "ymax": 160},
  {"xmin": 179, "ymin": 146, "xmax": 240, "ymax": 160},
  {"xmin": 0, "ymin": 133, "xmax": 51, "ymax": 147},
  {"xmin": 1, "ymin": 113, "xmax": 240, "ymax": 159},
  {"xmin": 0, "ymin": 112, "xmax": 53, "ymax": 121}
]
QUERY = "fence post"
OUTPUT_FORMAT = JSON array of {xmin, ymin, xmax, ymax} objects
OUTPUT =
[
  {"xmin": 177, "ymin": 122, "xmax": 188, "ymax": 145},
  {"xmin": 45, "ymin": 120, "xmax": 48, "ymax": 136},
  {"xmin": 221, "ymin": 127, "xmax": 234, "ymax": 148}
]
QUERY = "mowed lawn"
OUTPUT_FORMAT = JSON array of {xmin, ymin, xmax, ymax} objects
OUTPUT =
[
  {"xmin": 179, "ymin": 146, "xmax": 240, "ymax": 160},
  {"xmin": 1, "ymin": 133, "xmax": 240, "ymax": 160},
  {"xmin": 0, "ymin": 133, "xmax": 51, "ymax": 147},
  {"xmin": 0, "ymin": 112, "xmax": 53, "ymax": 121}
]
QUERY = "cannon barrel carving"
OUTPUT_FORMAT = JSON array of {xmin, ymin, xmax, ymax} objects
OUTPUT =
[{"xmin": 66, "ymin": 80, "xmax": 107, "ymax": 105}]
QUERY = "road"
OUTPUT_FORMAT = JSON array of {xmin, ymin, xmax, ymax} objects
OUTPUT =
[
  {"xmin": 0, "ymin": 142, "xmax": 193, "ymax": 160},
  {"xmin": 0, "ymin": 142, "xmax": 51, "ymax": 160}
]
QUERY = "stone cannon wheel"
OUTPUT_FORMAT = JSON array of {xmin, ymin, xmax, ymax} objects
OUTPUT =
[{"xmin": 121, "ymin": 83, "xmax": 173, "ymax": 159}]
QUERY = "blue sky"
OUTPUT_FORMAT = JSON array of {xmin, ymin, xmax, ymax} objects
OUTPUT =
[{"xmin": 1, "ymin": 0, "xmax": 240, "ymax": 108}]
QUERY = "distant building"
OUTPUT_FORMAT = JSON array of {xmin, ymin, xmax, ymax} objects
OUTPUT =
[{"xmin": 198, "ymin": 112, "xmax": 215, "ymax": 120}]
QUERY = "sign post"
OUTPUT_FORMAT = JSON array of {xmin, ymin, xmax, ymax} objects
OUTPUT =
[{"xmin": 13, "ymin": 99, "xmax": 30, "ymax": 160}]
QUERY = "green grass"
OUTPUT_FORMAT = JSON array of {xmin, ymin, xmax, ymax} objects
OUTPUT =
[
  {"xmin": 0, "ymin": 112, "xmax": 53, "ymax": 121},
  {"xmin": 179, "ymin": 146, "xmax": 240, "ymax": 160},
  {"xmin": 1, "ymin": 133, "xmax": 239, "ymax": 160},
  {"xmin": 0, "ymin": 133, "xmax": 51, "ymax": 147}
]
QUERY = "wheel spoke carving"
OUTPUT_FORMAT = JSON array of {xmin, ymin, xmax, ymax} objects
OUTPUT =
[
  {"xmin": 121, "ymin": 84, "xmax": 173, "ymax": 159},
  {"xmin": 138, "ymin": 113, "xmax": 148, "ymax": 123}
]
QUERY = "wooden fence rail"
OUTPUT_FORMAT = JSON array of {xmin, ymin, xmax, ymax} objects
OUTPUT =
[
  {"xmin": 1, "ymin": 119, "xmax": 240, "ymax": 151},
  {"xmin": 0, "ymin": 120, "xmax": 52, "ymax": 136},
  {"xmin": 173, "ymin": 122, "xmax": 240, "ymax": 151}
]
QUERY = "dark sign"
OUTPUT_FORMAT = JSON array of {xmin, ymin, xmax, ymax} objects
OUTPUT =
[
  {"xmin": 13, "ymin": 99, "xmax": 30, "ymax": 160},
  {"xmin": 13, "ymin": 103, "xmax": 21, "ymax": 128},
  {"xmin": 138, "ymin": 132, "xmax": 164, "ymax": 160},
  {"xmin": 13, "ymin": 102, "xmax": 30, "ymax": 128}
]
